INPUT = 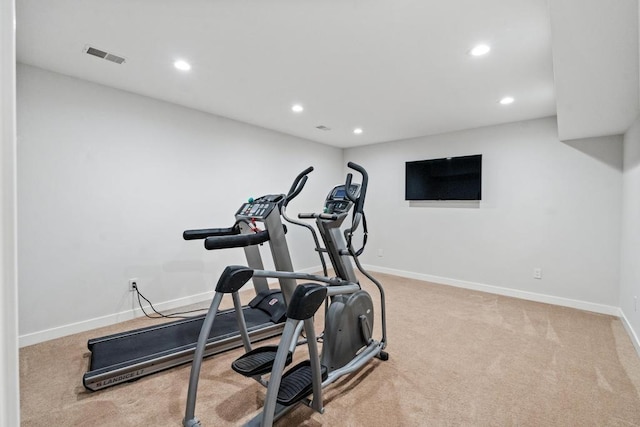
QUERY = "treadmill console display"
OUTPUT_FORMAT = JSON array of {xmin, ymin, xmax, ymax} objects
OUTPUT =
[
  {"xmin": 236, "ymin": 194, "xmax": 283, "ymax": 220},
  {"xmin": 324, "ymin": 184, "xmax": 360, "ymax": 214}
]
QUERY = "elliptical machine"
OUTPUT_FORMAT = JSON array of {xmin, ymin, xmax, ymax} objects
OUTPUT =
[{"xmin": 183, "ymin": 162, "xmax": 388, "ymax": 427}]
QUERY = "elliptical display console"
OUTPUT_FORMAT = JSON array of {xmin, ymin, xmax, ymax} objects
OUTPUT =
[{"xmin": 324, "ymin": 184, "xmax": 360, "ymax": 214}]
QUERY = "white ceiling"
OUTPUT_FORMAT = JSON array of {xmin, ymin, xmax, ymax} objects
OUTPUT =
[{"xmin": 15, "ymin": 0, "xmax": 638, "ymax": 148}]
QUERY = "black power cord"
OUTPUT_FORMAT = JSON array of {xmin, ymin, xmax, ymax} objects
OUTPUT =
[{"xmin": 132, "ymin": 283, "xmax": 208, "ymax": 319}]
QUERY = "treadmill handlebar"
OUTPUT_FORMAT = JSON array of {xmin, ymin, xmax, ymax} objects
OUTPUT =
[
  {"xmin": 183, "ymin": 224, "xmax": 240, "ymax": 240},
  {"xmin": 205, "ymin": 229, "xmax": 270, "ymax": 250}
]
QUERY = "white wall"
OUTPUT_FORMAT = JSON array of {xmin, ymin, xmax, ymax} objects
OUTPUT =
[
  {"xmin": 1, "ymin": 0, "xmax": 20, "ymax": 424},
  {"xmin": 616, "ymin": 0, "xmax": 640, "ymax": 354},
  {"xmin": 15, "ymin": 64, "xmax": 637, "ymax": 351},
  {"xmin": 17, "ymin": 64, "xmax": 343, "ymax": 345},
  {"xmin": 345, "ymin": 117, "xmax": 623, "ymax": 310},
  {"xmin": 621, "ymin": 116, "xmax": 640, "ymax": 352}
]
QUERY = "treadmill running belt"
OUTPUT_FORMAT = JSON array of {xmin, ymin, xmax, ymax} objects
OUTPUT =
[{"xmin": 89, "ymin": 307, "xmax": 272, "ymax": 371}]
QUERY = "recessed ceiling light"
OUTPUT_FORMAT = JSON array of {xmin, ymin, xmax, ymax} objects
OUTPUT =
[
  {"xmin": 291, "ymin": 104, "xmax": 304, "ymax": 113},
  {"xmin": 499, "ymin": 96, "xmax": 515, "ymax": 105},
  {"xmin": 470, "ymin": 44, "xmax": 491, "ymax": 56},
  {"xmin": 353, "ymin": 128, "xmax": 363, "ymax": 135},
  {"xmin": 173, "ymin": 60, "xmax": 191, "ymax": 71}
]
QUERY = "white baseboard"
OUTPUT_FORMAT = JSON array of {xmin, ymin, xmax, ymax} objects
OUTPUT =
[
  {"xmin": 20, "ymin": 264, "xmax": 635, "ymax": 351},
  {"xmin": 18, "ymin": 290, "xmax": 215, "ymax": 348},
  {"xmin": 619, "ymin": 308, "xmax": 640, "ymax": 357},
  {"xmin": 18, "ymin": 265, "xmax": 321, "ymax": 348},
  {"xmin": 365, "ymin": 265, "xmax": 640, "ymax": 358},
  {"xmin": 362, "ymin": 264, "xmax": 621, "ymax": 316}
]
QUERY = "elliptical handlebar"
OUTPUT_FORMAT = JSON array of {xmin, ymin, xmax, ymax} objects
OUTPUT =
[
  {"xmin": 345, "ymin": 173, "xmax": 356, "ymax": 203},
  {"xmin": 284, "ymin": 166, "xmax": 314, "ymax": 207},
  {"xmin": 346, "ymin": 162, "xmax": 368, "ymax": 215},
  {"xmin": 343, "ymin": 162, "xmax": 369, "ymax": 258},
  {"xmin": 281, "ymin": 166, "xmax": 329, "ymax": 277}
]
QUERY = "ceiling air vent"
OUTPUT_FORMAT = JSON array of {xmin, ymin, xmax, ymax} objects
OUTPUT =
[
  {"xmin": 316, "ymin": 125, "xmax": 331, "ymax": 131},
  {"xmin": 104, "ymin": 53, "xmax": 126, "ymax": 64},
  {"xmin": 84, "ymin": 45, "xmax": 126, "ymax": 64}
]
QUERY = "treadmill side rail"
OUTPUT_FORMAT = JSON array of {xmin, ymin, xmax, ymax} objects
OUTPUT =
[{"xmin": 83, "ymin": 322, "xmax": 284, "ymax": 391}]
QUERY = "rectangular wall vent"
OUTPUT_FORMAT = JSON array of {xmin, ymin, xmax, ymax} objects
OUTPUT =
[{"xmin": 84, "ymin": 45, "xmax": 126, "ymax": 64}]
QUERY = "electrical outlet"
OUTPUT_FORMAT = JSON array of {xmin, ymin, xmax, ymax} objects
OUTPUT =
[
  {"xmin": 378, "ymin": 248, "xmax": 384, "ymax": 257},
  {"xmin": 129, "ymin": 278, "xmax": 138, "ymax": 292},
  {"xmin": 533, "ymin": 268, "xmax": 542, "ymax": 279}
]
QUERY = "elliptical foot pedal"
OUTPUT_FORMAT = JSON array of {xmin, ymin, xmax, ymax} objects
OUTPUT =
[
  {"xmin": 231, "ymin": 346, "xmax": 292, "ymax": 377},
  {"xmin": 277, "ymin": 360, "xmax": 328, "ymax": 406}
]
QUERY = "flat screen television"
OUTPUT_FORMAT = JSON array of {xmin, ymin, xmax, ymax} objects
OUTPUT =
[{"xmin": 405, "ymin": 154, "xmax": 482, "ymax": 201}]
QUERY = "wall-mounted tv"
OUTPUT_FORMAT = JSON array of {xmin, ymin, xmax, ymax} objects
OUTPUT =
[{"xmin": 405, "ymin": 154, "xmax": 482, "ymax": 201}]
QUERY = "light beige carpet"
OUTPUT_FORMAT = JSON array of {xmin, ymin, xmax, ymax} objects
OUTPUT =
[{"xmin": 19, "ymin": 273, "xmax": 640, "ymax": 426}]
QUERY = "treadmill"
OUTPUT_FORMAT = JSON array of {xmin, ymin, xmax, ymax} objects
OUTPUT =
[{"xmin": 83, "ymin": 193, "xmax": 298, "ymax": 391}]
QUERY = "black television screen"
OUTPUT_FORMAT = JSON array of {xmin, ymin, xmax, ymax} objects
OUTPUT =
[{"xmin": 405, "ymin": 155, "xmax": 482, "ymax": 201}]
